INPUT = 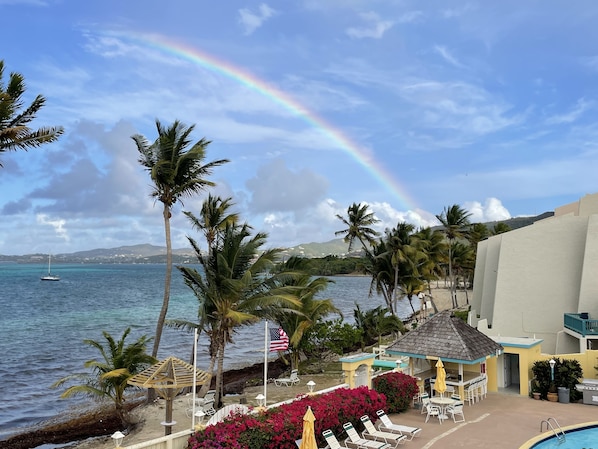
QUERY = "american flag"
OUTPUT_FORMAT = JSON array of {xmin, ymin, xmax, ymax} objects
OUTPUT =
[{"xmin": 269, "ymin": 327, "xmax": 289, "ymax": 351}]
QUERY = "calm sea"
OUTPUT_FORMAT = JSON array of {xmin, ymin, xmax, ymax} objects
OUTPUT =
[{"xmin": 0, "ymin": 263, "xmax": 415, "ymax": 438}]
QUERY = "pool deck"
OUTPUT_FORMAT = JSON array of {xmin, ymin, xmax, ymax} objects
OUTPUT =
[{"xmin": 384, "ymin": 391, "xmax": 597, "ymax": 448}]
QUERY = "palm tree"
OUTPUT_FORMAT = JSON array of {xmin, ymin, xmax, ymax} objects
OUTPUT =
[
  {"xmin": 353, "ymin": 304, "xmax": 403, "ymax": 348},
  {"xmin": 491, "ymin": 222, "xmax": 511, "ymax": 235},
  {"xmin": 183, "ymin": 194, "xmax": 239, "ymax": 256},
  {"xmin": 179, "ymin": 223, "xmax": 300, "ymax": 406},
  {"xmin": 435, "ymin": 204, "xmax": 472, "ymax": 308},
  {"xmin": 271, "ymin": 256, "xmax": 339, "ymax": 369},
  {"xmin": 450, "ymin": 241, "xmax": 475, "ymax": 304},
  {"xmin": 364, "ymin": 238, "xmax": 396, "ymax": 314},
  {"xmin": 335, "ymin": 203, "xmax": 380, "ymax": 255},
  {"xmin": 0, "ymin": 60, "xmax": 63, "ymax": 165},
  {"xmin": 132, "ymin": 120, "xmax": 228, "ymax": 358},
  {"xmin": 52, "ymin": 328, "xmax": 156, "ymax": 428},
  {"xmin": 415, "ymin": 226, "xmax": 447, "ymax": 293}
]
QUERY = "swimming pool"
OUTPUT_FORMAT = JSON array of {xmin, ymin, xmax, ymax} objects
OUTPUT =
[{"xmin": 521, "ymin": 422, "xmax": 598, "ymax": 449}]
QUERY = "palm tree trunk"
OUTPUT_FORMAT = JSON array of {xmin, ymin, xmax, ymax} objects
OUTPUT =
[
  {"xmin": 152, "ymin": 203, "xmax": 173, "ymax": 358},
  {"xmin": 215, "ymin": 337, "xmax": 225, "ymax": 408}
]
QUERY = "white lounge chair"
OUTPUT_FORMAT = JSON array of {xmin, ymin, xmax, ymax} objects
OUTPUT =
[
  {"xmin": 342, "ymin": 422, "xmax": 391, "ymax": 449},
  {"xmin": 323, "ymin": 429, "xmax": 350, "ymax": 449},
  {"xmin": 375, "ymin": 410, "xmax": 422, "ymax": 440},
  {"xmin": 360, "ymin": 415, "xmax": 406, "ymax": 446},
  {"xmin": 274, "ymin": 369, "xmax": 300, "ymax": 386}
]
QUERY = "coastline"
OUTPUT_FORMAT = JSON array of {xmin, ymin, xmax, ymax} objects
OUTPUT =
[{"xmin": 4, "ymin": 286, "xmax": 463, "ymax": 449}]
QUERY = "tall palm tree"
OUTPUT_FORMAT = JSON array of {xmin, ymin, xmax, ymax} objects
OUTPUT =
[
  {"xmin": 450, "ymin": 241, "xmax": 475, "ymax": 304},
  {"xmin": 335, "ymin": 203, "xmax": 380, "ymax": 255},
  {"xmin": 435, "ymin": 204, "xmax": 472, "ymax": 308},
  {"xmin": 179, "ymin": 223, "xmax": 300, "ymax": 406},
  {"xmin": 415, "ymin": 226, "xmax": 447, "ymax": 293},
  {"xmin": 52, "ymin": 328, "xmax": 156, "ymax": 428},
  {"xmin": 0, "ymin": 60, "xmax": 63, "ymax": 165},
  {"xmin": 132, "ymin": 120, "xmax": 228, "ymax": 358},
  {"xmin": 384, "ymin": 222, "xmax": 421, "ymax": 310}
]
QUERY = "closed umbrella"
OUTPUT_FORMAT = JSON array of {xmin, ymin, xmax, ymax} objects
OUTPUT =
[
  {"xmin": 298, "ymin": 406, "xmax": 317, "ymax": 449},
  {"xmin": 434, "ymin": 359, "xmax": 447, "ymax": 397}
]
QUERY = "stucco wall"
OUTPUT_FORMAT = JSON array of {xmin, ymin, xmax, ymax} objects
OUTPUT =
[{"xmin": 473, "ymin": 209, "xmax": 598, "ymax": 353}]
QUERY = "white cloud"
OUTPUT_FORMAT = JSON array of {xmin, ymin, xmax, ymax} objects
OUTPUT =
[
  {"xmin": 238, "ymin": 3, "xmax": 277, "ymax": 35},
  {"xmin": 464, "ymin": 198, "xmax": 512, "ymax": 223},
  {"xmin": 346, "ymin": 11, "xmax": 394, "ymax": 39},
  {"xmin": 545, "ymin": 98, "xmax": 593, "ymax": 125},
  {"xmin": 36, "ymin": 214, "xmax": 69, "ymax": 242},
  {"xmin": 433, "ymin": 45, "xmax": 463, "ymax": 68}
]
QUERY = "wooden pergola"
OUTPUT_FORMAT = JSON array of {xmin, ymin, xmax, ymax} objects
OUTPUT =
[{"xmin": 128, "ymin": 356, "xmax": 210, "ymax": 435}]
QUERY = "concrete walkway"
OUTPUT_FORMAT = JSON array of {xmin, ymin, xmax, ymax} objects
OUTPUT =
[{"xmin": 384, "ymin": 392, "xmax": 597, "ymax": 448}]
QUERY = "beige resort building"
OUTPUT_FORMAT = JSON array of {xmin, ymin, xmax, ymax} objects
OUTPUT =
[{"xmin": 470, "ymin": 193, "xmax": 598, "ymax": 394}]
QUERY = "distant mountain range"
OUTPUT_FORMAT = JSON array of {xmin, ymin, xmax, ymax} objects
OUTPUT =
[{"xmin": 0, "ymin": 212, "xmax": 553, "ymax": 263}]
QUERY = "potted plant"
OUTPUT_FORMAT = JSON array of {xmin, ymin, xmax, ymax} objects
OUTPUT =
[{"xmin": 530, "ymin": 379, "xmax": 541, "ymax": 400}]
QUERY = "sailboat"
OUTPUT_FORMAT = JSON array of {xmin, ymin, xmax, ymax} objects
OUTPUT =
[{"xmin": 41, "ymin": 254, "xmax": 60, "ymax": 281}]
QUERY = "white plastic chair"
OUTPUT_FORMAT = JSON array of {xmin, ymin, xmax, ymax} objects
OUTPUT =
[
  {"xmin": 419, "ymin": 393, "xmax": 430, "ymax": 414},
  {"xmin": 424, "ymin": 404, "xmax": 443, "ymax": 424},
  {"xmin": 446, "ymin": 402, "xmax": 465, "ymax": 423},
  {"xmin": 274, "ymin": 369, "xmax": 300, "ymax": 386}
]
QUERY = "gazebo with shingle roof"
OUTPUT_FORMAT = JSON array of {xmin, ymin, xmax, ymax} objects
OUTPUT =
[{"xmin": 385, "ymin": 310, "xmax": 503, "ymax": 399}]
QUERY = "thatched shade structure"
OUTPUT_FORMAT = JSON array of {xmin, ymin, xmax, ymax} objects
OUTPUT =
[
  {"xmin": 386, "ymin": 311, "xmax": 503, "ymax": 398},
  {"xmin": 387, "ymin": 310, "xmax": 503, "ymax": 362},
  {"xmin": 128, "ymin": 356, "xmax": 210, "ymax": 435}
]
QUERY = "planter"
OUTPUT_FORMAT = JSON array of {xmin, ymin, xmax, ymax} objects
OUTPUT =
[
  {"xmin": 532, "ymin": 392, "xmax": 541, "ymax": 400},
  {"xmin": 547, "ymin": 392, "xmax": 558, "ymax": 402}
]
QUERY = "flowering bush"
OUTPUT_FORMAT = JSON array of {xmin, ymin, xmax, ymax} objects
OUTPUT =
[
  {"xmin": 372, "ymin": 371, "xmax": 419, "ymax": 413},
  {"xmin": 187, "ymin": 386, "xmax": 386, "ymax": 449}
]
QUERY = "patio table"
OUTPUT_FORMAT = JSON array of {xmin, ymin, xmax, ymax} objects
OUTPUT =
[{"xmin": 430, "ymin": 397, "xmax": 455, "ymax": 420}]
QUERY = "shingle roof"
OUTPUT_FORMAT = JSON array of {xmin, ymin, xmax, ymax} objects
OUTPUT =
[{"xmin": 386, "ymin": 310, "xmax": 503, "ymax": 362}]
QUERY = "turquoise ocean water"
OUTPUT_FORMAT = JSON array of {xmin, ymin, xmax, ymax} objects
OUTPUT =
[{"xmin": 0, "ymin": 263, "xmax": 414, "ymax": 438}]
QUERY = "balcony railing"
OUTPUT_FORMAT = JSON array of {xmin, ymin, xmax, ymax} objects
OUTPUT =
[{"xmin": 564, "ymin": 313, "xmax": 598, "ymax": 336}]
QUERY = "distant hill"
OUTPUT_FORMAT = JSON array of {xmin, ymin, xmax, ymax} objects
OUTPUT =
[{"xmin": 0, "ymin": 212, "xmax": 554, "ymax": 263}]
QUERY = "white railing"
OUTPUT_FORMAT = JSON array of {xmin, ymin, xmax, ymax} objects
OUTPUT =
[{"xmin": 122, "ymin": 429, "xmax": 192, "ymax": 449}]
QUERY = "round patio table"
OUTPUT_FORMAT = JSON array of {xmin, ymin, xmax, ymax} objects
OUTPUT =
[{"xmin": 430, "ymin": 397, "xmax": 455, "ymax": 420}]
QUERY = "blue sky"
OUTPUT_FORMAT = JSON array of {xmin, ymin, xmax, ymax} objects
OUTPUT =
[{"xmin": 1, "ymin": 1, "xmax": 597, "ymax": 255}]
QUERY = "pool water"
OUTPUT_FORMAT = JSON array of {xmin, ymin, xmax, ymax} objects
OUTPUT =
[{"xmin": 531, "ymin": 425, "xmax": 598, "ymax": 448}]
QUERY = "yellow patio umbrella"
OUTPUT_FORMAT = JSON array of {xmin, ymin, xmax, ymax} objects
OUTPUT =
[
  {"xmin": 434, "ymin": 358, "xmax": 447, "ymax": 396},
  {"xmin": 298, "ymin": 406, "xmax": 317, "ymax": 449}
]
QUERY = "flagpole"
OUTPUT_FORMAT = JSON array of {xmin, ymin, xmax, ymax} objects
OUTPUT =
[
  {"xmin": 264, "ymin": 320, "xmax": 268, "ymax": 406},
  {"xmin": 191, "ymin": 327, "xmax": 198, "ymax": 429}
]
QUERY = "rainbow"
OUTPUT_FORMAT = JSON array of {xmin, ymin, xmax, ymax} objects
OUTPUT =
[{"xmin": 125, "ymin": 32, "xmax": 416, "ymax": 210}]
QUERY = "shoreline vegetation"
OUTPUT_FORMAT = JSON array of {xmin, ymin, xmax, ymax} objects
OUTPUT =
[{"xmin": 3, "ymin": 285, "xmax": 462, "ymax": 449}]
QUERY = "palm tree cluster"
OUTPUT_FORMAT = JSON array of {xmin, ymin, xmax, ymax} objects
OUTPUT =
[
  {"xmin": 177, "ymin": 198, "xmax": 340, "ymax": 406},
  {"xmin": 336, "ymin": 202, "xmax": 511, "ymax": 313}
]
